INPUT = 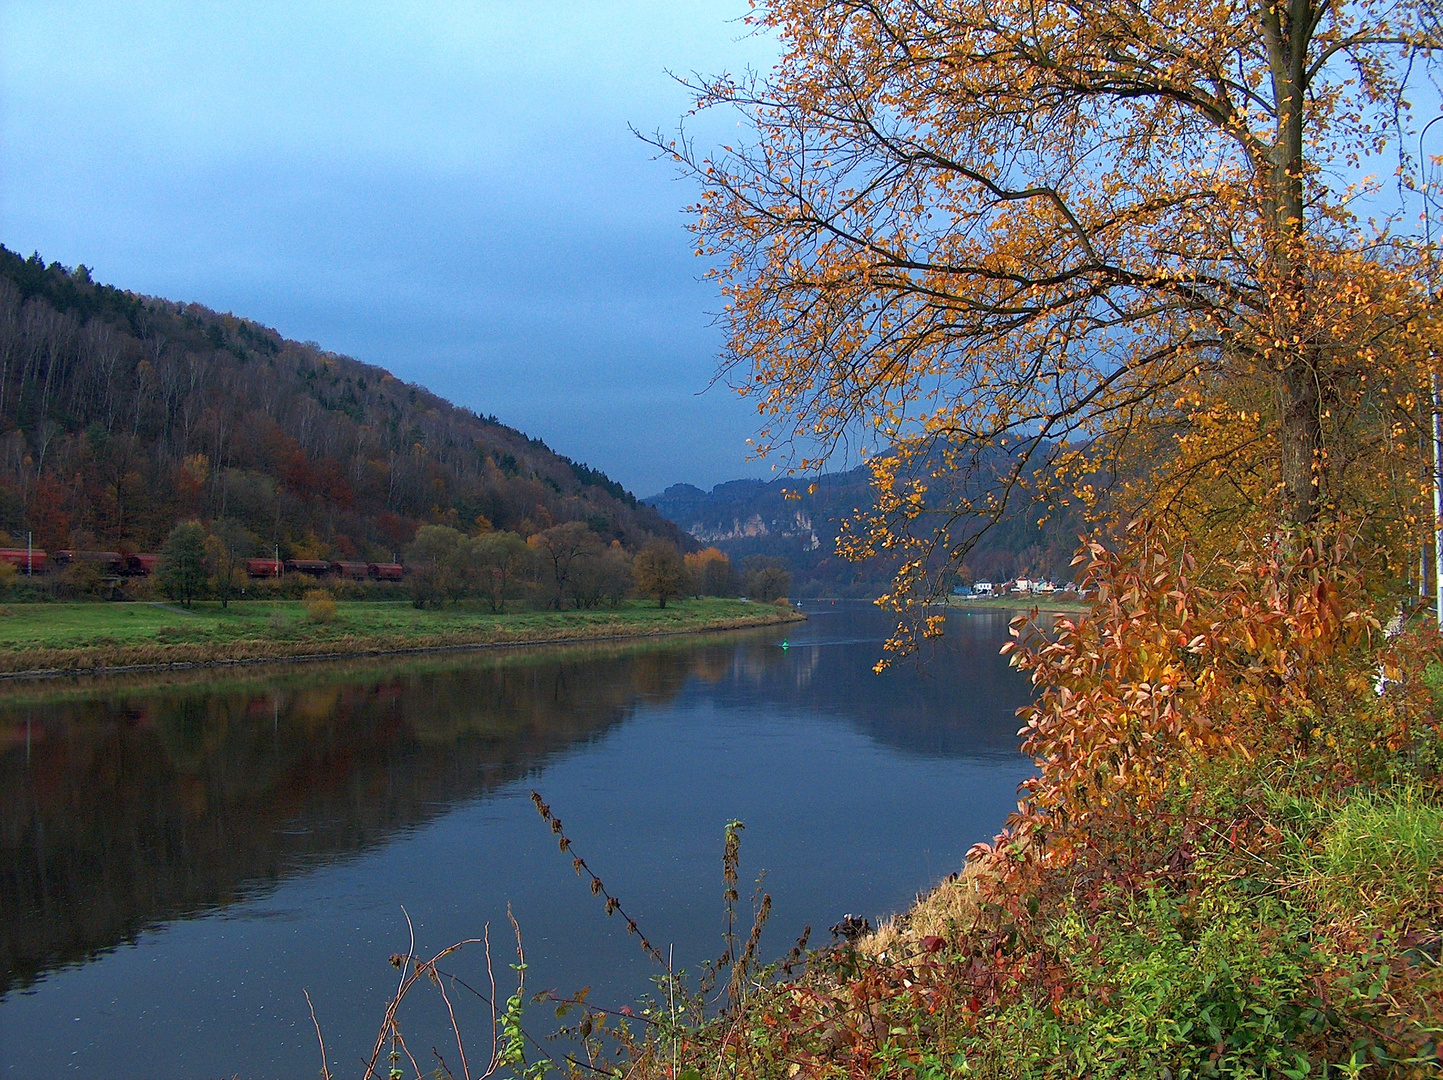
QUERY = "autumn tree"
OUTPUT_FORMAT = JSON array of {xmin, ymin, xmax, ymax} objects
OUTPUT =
[
  {"xmin": 597, "ymin": 542, "xmax": 634, "ymax": 608},
  {"xmin": 742, "ymin": 555, "xmax": 792, "ymax": 602},
  {"xmin": 634, "ymin": 539, "xmax": 687, "ymax": 607},
  {"xmin": 406, "ymin": 525, "xmax": 468, "ymax": 607},
  {"xmin": 685, "ymin": 546, "xmax": 737, "ymax": 597},
  {"xmin": 529, "ymin": 521, "xmax": 603, "ymax": 610},
  {"xmin": 568, "ymin": 539, "xmax": 633, "ymax": 608},
  {"xmin": 157, "ymin": 521, "xmax": 208, "ymax": 607},
  {"xmin": 204, "ymin": 521, "xmax": 245, "ymax": 608},
  {"xmin": 472, "ymin": 530, "xmax": 529, "ymax": 613},
  {"xmin": 667, "ymin": 0, "xmax": 1442, "ymax": 644}
]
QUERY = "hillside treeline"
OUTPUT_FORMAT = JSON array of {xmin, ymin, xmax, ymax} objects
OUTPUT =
[
  {"xmin": 404, "ymin": 525, "xmax": 792, "ymax": 610},
  {"xmin": 0, "ymin": 247, "xmax": 688, "ymax": 561}
]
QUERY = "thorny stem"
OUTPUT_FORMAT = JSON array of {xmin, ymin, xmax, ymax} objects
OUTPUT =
[{"xmin": 436, "ymin": 968, "xmax": 470, "ymax": 1080}]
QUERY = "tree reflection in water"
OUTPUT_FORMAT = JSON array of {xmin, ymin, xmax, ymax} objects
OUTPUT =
[{"xmin": 0, "ymin": 629, "xmax": 789, "ymax": 997}]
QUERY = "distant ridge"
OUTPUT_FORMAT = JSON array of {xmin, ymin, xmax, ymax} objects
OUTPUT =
[
  {"xmin": 0, "ymin": 246, "xmax": 688, "ymax": 557},
  {"xmin": 646, "ymin": 464, "xmax": 1081, "ymax": 598}
]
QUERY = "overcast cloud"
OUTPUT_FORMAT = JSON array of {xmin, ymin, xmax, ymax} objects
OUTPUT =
[{"xmin": 0, "ymin": 2, "xmax": 777, "ymax": 497}]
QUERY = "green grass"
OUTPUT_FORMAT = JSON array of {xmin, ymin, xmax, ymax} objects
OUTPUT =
[
  {"xmin": 0, "ymin": 597, "xmax": 801, "ymax": 674},
  {"xmin": 945, "ymin": 593, "xmax": 1089, "ymax": 613},
  {"xmin": 1319, "ymin": 789, "xmax": 1443, "ymax": 917}
]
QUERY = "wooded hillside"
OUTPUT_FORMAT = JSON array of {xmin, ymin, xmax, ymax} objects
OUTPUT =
[{"xmin": 0, "ymin": 247, "xmax": 688, "ymax": 560}]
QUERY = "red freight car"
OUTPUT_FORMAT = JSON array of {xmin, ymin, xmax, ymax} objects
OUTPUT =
[
  {"xmin": 246, "ymin": 558, "xmax": 283, "ymax": 578},
  {"xmin": 368, "ymin": 562, "xmax": 404, "ymax": 582},
  {"xmin": 125, "ymin": 553, "xmax": 160, "ymax": 576},
  {"xmin": 0, "ymin": 548, "xmax": 45, "ymax": 573},
  {"xmin": 284, "ymin": 559, "xmax": 332, "ymax": 576},
  {"xmin": 332, "ymin": 561, "xmax": 371, "ymax": 580},
  {"xmin": 53, "ymin": 550, "xmax": 126, "ymax": 574}
]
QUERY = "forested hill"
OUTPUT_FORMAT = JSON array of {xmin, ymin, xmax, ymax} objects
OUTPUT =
[{"xmin": 0, "ymin": 247, "xmax": 689, "ymax": 558}]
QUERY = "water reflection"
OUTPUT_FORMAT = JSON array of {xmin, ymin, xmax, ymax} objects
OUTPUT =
[
  {"xmin": 0, "ymin": 604, "xmax": 1033, "ymax": 1079},
  {"xmin": 724, "ymin": 603, "xmax": 1025, "ymax": 757},
  {"xmin": 0, "ymin": 633, "xmax": 784, "ymax": 996}
]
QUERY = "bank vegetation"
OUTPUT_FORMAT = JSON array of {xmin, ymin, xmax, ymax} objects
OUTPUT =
[{"xmin": 0, "ymin": 597, "xmax": 802, "ymax": 678}]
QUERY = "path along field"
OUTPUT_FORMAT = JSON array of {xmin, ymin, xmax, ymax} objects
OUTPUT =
[{"xmin": 0, "ymin": 597, "xmax": 804, "ymax": 677}]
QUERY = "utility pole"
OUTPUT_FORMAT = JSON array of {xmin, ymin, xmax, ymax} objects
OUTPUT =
[
  {"xmin": 1422, "ymin": 114, "xmax": 1443, "ymax": 624},
  {"xmin": 1435, "ymin": 375, "xmax": 1442, "ymax": 625}
]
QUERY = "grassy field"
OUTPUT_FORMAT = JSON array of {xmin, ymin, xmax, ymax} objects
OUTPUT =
[
  {"xmin": 946, "ymin": 592, "xmax": 1088, "ymax": 613},
  {"xmin": 0, "ymin": 597, "xmax": 804, "ymax": 676}
]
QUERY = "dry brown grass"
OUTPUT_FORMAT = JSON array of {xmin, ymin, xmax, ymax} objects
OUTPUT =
[{"xmin": 861, "ymin": 858, "xmax": 999, "ymax": 961}]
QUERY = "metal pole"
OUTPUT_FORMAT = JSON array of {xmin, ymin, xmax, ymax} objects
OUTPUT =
[
  {"xmin": 1434, "ymin": 374, "xmax": 1443, "ymax": 625},
  {"xmin": 1421, "ymin": 527, "xmax": 1428, "ymax": 599},
  {"xmin": 1423, "ymin": 115, "xmax": 1443, "ymax": 623}
]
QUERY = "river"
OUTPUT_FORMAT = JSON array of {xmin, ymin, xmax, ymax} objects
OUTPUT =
[{"xmin": 0, "ymin": 601, "xmax": 1032, "ymax": 1078}]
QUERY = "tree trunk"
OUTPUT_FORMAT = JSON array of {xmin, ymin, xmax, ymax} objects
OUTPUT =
[
  {"xmin": 1261, "ymin": 0, "xmax": 1322, "ymax": 524},
  {"xmin": 1280, "ymin": 354, "xmax": 1323, "ymax": 523}
]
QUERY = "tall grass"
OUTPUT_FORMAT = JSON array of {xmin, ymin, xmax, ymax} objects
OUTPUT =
[{"xmin": 1319, "ymin": 789, "xmax": 1443, "ymax": 918}]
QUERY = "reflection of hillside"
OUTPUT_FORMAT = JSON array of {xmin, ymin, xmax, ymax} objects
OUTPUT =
[
  {"xmin": 0, "ymin": 641, "xmax": 722, "ymax": 997},
  {"xmin": 720, "ymin": 608, "xmax": 1032, "ymax": 759}
]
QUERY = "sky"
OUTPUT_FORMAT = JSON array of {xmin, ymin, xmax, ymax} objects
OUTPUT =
[{"xmin": 0, "ymin": 2, "xmax": 778, "ymax": 498}]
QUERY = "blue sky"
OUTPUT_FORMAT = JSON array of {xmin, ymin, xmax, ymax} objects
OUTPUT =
[{"xmin": 0, "ymin": 2, "xmax": 776, "ymax": 498}]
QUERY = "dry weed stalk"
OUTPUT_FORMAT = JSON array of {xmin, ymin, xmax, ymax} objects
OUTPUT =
[
  {"xmin": 305, "ymin": 904, "xmax": 560, "ymax": 1080},
  {"xmin": 530, "ymin": 790, "xmax": 669, "ymax": 969}
]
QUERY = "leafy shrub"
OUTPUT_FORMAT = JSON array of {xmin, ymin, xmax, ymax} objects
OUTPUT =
[
  {"xmin": 302, "ymin": 588, "xmax": 337, "ymax": 624},
  {"xmin": 1003, "ymin": 521, "xmax": 1377, "ymax": 864},
  {"xmin": 969, "ymin": 887, "xmax": 1338, "ymax": 1079}
]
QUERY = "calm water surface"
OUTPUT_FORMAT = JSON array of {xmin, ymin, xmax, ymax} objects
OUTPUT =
[{"xmin": 0, "ymin": 602, "xmax": 1032, "ymax": 1079}]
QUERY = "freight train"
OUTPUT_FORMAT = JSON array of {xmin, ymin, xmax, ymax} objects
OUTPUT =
[
  {"xmin": 243, "ymin": 558, "xmax": 405, "ymax": 581},
  {"xmin": 0, "ymin": 548, "xmax": 407, "ymax": 581}
]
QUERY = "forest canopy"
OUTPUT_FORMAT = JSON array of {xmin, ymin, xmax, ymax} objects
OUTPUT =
[{"xmin": 0, "ymin": 247, "xmax": 688, "ymax": 562}]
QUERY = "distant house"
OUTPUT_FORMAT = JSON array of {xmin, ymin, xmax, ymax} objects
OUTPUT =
[
  {"xmin": 973, "ymin": 581, "xmax": 995, "ymax": 595},
  {"xmin": 1014, "ymin": 578, "xmax": 1033, "ymax": 593}
]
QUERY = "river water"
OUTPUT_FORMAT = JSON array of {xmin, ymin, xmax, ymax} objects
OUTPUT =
[{"xmin": 0, "ymin": 601, "xmax": 1032, "ymax": 1079}]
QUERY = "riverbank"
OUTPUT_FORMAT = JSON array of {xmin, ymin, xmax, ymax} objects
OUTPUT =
[
  {"xmin": 0, "ymin": 597, "xmax": 804, "ymax": 678},
  {"xmin": 626, "ymin": 559, "xmax": 1443, "ymax": 1078}
]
